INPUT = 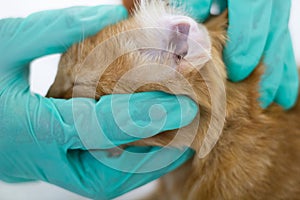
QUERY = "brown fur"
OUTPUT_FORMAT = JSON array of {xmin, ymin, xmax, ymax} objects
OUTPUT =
[{"xmin": 47, "ymin": 2, "xmax": 300, "ymax": 199}]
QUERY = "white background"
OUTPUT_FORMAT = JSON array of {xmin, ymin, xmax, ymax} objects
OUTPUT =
[{"xmin": 0, "ymin": 0, "xmax": 299, "ymax": 200}]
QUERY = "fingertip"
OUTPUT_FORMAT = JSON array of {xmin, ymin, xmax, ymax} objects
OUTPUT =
[
  {"xmin": 273, "ymin": 33, "xmax": 299, "ymax": 110},
  {"xmin": 258, "ymin": 93, "xmax": 272, "ymax": 109},
  {"xmin": 258, "ymin": 74, "xmax": 281, "ymax": 109},
  {"xmin": 275, "ymin": 81, "xmax": 299, "ymax": 110},
  {"xmin": 223, "ymin": 40, "xmax": 262, "ymax": 82},
  {"xmin": 153, "ymin": 93, "xmax": 198, "ymax": 132},
  {"xmin": 175, "ymin": 95, "xmax": 198, "ymax": 127},
  {"xmin": 128, "ymin": 91, "xmax": 198, "ymax": 130},
  {"xmin": 223, "ymin": 53, "xmax": 256, "ymax": 82}
]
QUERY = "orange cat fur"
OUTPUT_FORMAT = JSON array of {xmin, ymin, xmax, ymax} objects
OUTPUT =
[{"xmin": 47, "ymin": 2, "xmax": 300, "ymax": 199}]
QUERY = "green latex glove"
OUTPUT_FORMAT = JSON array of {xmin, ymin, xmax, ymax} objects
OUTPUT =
[
  {"xmin": 173, "ymin": 0, "xmax": 299, "ymax": 109},
  {"xmin": 0, "ymin": 5, "xmax": 197, "ymax": 199}
]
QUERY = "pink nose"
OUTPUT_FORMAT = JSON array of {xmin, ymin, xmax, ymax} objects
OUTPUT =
[
  {"xmin": 168, "ymin": 16, "xmax": 196, "ymax": 34},
  {"xmin": 165, "ymin": 16, "xmax": 197, "ymax": 58},
  {"xmin": 162, "ymin": 15, "xmax": 211, "ymax": 64},
  {"xmin": 176, "ymin": 22, "xmax": 191, "ymax": 36}
]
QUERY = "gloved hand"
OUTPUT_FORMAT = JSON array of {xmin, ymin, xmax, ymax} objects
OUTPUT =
[
  {"xmin": 173, "ymin": 0, "xmax": 299, "ymax": 109},
  {"xmin": 0, "ymin": 5, "xmax": 197, "ymax": 199}
]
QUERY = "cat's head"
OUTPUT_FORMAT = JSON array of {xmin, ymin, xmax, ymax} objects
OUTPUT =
[
  {"xmin": 48, "ymin": 1, "xmax": 228, "ymax": 110},
  {"xmin": 47, "ymin": 1, "xmax": 230, "ymax": 156}
]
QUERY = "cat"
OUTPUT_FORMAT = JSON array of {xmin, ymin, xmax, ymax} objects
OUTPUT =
[{"xmin": 47, "ymin": 1, "xmax": 300, "ymax": 199}]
